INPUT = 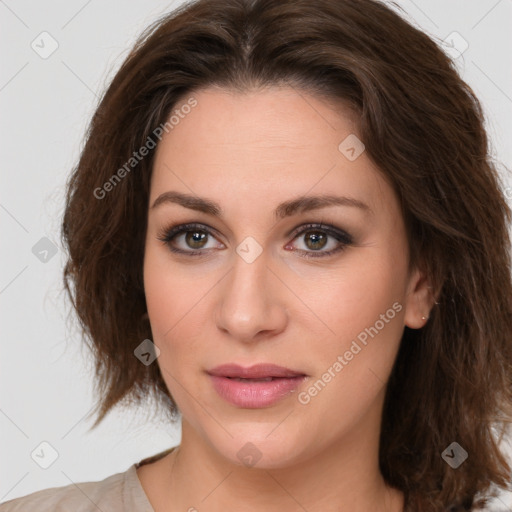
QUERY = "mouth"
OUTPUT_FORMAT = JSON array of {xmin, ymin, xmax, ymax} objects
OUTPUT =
[
  {"xmin": 206, "ymin": 363, "xmax": 308, "ymax": 408},
  {"xmin": 227, "ymin": 377, "xmax": 276, "ymax": 382},
  {"xmin": 207, "ymin": 363, "xmax": 307, "ymax": 379}
]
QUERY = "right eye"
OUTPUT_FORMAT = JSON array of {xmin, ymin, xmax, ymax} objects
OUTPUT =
[{"xmin": 157, "ymin": 223, "xmax": 225, "ymax": 256}]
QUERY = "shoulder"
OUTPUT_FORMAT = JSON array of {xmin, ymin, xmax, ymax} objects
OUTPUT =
[
  {"xmin": 0, "ymin": 447, "xmax": 175, "ymax": 512},
  {"xmin": 0, "ymin": 466, "xmax": 142, "ymax": 512}
]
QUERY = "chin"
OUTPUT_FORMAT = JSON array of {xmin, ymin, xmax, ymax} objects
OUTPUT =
[{"xmin": 205, "ymin": 421, "xmax": 311, "ymax": 470}]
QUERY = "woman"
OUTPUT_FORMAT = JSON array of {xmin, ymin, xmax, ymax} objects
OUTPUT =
[{"xmin": 2, "ymin": 0, "xmax": 511, "ymax": 510}]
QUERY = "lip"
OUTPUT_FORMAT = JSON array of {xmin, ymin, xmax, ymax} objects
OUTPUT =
[{"xmin": 207, "ymin": 363, "xmax": 308, "ymax": 408}]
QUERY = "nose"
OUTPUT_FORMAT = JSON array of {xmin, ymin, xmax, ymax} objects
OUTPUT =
[{"xmin": 215, "ymin": 248, "xmax": 288, "ymax": 343}]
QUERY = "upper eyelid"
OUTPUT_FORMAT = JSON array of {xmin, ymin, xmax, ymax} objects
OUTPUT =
[
  {"xmin": 289, "ymin": 222, "xmax": 351, "ymax": 237},
  {"xmin": 161, "ymin": 222, "xmax": 224, "ymax": 242}
]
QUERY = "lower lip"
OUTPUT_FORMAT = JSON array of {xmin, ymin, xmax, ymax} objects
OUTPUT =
[{"xmin": 209, "ymin": 375, "xmax": 307, "ymax": 408}]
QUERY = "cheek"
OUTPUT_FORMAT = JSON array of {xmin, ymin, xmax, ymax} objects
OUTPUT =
[
  {"xmin": 299, "ymin": 244, "xmax": 406, "ymax": 349},
  {"xmin": 144, "ymin": 248, "xmax": 176, "ymax": 340},
  {"xmin": 143, "ymin": 245, "xmax": 195, "ymax": 366},
  {"xmin": 298, "ymin": 246, "xmax": 406, "ymax": 404},
  {"xmin": 143, "ymin": 244, "xmax": 219, "ymax": 409},
  {"xmin": 295, "ymin": 289, "xmax": 404, "ymax": 445},
  {"xmin": 143, "ymin": 240, "xmax": 204, "ymax": 335}
]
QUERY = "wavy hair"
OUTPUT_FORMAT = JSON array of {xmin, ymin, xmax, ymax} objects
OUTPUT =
[{"xmin": 61, "ymin": 0, "xmax": 512, "ymax": 509}]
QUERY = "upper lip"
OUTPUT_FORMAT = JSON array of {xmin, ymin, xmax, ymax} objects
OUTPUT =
[{"xmin": 207, "ymin": 363, "xmax": 306, "ymax": 379}]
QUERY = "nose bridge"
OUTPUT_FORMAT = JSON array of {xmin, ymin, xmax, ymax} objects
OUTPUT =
[{"xmin": 215, "ymin": 242, "xmax": 286, "ymax": 340}]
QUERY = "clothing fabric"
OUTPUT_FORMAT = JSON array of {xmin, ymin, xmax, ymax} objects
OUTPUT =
[{"xmin": 0, "ymin": 447, "xmax": 176, "ymax": 511}]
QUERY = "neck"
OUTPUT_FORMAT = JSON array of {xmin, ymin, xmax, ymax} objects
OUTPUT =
[{"xmin": 162, "ymin": 411, "xmax": 403, "ymax": 512}]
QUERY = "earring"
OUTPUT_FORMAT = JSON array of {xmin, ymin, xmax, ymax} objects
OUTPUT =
[{"xmin": 421, "ymin": 315, "xmax": 429, "ymax": 321}]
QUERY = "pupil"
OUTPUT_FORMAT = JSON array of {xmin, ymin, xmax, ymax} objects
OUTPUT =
[
  {"xmin": 186, "ymin": 230, "xmax": 207, "ymax": 248},
  {"xmin": 307, "ymin": 231, "xmax": 326, "ymax": 250}
]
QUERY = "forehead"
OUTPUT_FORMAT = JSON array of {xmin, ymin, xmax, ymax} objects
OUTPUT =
[
  {"xmin": 160, "ymin": 85, "xmax": 360, "ymax": 153},
  {"xmin": 149, "ymin": 86, "xmax": 396, "ymax": 219}
]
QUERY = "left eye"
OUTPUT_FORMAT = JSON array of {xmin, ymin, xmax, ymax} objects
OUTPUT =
[
  {"xmin": 289, "ymin": 227, "xmax": 339, "ymax": 251},
  {"xmin": 286, "ymin": 223, "xmax": 353, "ymax": 258},
  {"xmin": 157, "ymin": 222, "xmax": 353, "ymax": 258}
]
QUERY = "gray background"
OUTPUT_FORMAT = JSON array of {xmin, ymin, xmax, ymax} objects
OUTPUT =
[{"xmin": 1, "ymin": 0, "xmax": 511, "ymax": 506}]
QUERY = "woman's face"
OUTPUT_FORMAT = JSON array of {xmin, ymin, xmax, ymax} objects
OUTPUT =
[{"xmin": 143, "ymin": 85, "xmax": 430, "ymax": 468}]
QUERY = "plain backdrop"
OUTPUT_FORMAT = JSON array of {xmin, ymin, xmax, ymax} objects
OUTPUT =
[{"xmin": 1, "ymin": 0, "xmax": 511, "ymax": 506}]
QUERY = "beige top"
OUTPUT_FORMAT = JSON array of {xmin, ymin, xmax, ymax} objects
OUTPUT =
[{"xmin": 0, "ymin": 447, "xmax": 176, "ymax": 512}]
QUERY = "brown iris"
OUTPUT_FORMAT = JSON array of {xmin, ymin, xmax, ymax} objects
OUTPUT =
[{"xmin": 303, "ymin": 231, "xmax": 328, "ymax": 251}]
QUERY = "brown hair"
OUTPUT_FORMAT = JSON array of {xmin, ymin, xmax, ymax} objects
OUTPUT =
[{"xmin": 61, "ymin": 0, "xmax": 512, "ymax": 510}]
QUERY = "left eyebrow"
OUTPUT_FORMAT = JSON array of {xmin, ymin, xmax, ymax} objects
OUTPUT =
[{"xmin": 150, "ymin": 191, "xmax": 373, "ymax": 219}]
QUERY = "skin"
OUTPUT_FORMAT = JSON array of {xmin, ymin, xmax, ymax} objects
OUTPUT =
[{"xmin": 139, "ymin": 85, "xmax": 434, "ymax": 512}]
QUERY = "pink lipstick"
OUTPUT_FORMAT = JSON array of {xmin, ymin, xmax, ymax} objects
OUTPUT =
[{"xmin": 207, "ymin": 363, "xmax": 307, "ymax": 408}]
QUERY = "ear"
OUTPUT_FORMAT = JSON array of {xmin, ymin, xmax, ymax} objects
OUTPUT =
[{"xmin": 403, "ymin": 265, "xmax": 435, "ymax": 329}]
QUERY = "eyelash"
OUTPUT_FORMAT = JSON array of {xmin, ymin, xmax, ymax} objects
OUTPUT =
[{"xmin": 156, "ymin": 222, "xmax": 354, "ymax": 260}]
